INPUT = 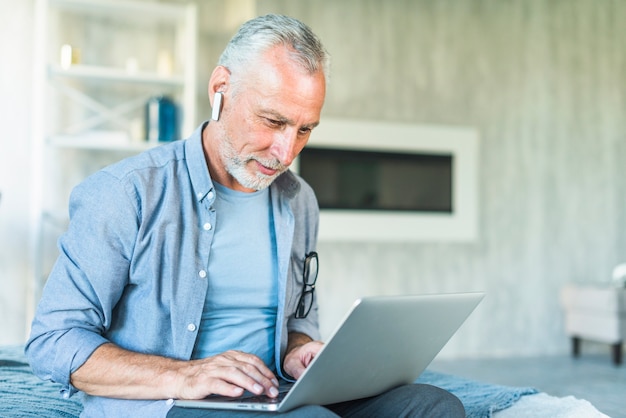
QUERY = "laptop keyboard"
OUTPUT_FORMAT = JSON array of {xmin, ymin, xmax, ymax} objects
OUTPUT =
[
  {"xmin": 229, "ymin": 383, "xmax": 293, "ymax": 404},
  {"xmin": 234, "ymin": 392, "xmax": 288, "ymax": 404}
]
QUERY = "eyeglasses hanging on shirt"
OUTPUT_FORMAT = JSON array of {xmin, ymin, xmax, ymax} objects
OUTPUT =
[{"xmin": 295, "ymin": 252, "xmax": 318, "ymax": 319}]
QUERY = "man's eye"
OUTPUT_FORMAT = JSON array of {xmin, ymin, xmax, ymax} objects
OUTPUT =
[
  {"xmin": 266, "ymin": 118, "xmax": 283, "ymax": 127},
  {"xmin": 298, "ymin": 127, "xmax": 312, "ymax": 135}
]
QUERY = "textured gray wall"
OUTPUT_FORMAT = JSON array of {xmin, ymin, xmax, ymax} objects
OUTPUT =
[{"xmin": 251, "ymin": 0, "xmax": 626, "ymax": 357}]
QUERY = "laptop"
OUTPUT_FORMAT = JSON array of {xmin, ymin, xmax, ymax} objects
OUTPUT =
[{"xmin": 174, "ymin": 292, "xmax": 484, "ymax": 412}]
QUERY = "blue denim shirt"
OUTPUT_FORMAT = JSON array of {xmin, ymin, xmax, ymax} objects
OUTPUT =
[{"xmin": 25, "ymin": 123, "xmax": 321, "ymax": 418}]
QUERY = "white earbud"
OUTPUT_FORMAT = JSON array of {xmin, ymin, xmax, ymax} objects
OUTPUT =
[{"xmin": 211, "ymin": 92, "xmax": 224, "ymax": 121}]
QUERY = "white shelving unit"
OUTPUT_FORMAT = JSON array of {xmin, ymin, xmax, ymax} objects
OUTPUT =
[{"xmin": 29, "ymin": 0, "xmax": 197, "ymax": 312}]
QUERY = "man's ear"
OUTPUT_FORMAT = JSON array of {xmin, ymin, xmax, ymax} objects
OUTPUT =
[
  {"xmin": 208, "ymin": 66, "xmax": 230, "ymax": 121},
  {"xmin": 208, "ymin": 65, "xmax": 230, "ymax": 102}
]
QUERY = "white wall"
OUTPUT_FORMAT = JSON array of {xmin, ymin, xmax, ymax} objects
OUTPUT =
[
  {"xmin": 0, "ymin": 1, "xmax": 34, "ymax": 344},
  {"xmin": 2, "ymin": 0, "xmax": 625, "ymax": 361}
]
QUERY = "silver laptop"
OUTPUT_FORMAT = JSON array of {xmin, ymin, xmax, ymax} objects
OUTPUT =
[{"xmin": 174, "ymin": 292, "xmax": 484, "ymax": 412}]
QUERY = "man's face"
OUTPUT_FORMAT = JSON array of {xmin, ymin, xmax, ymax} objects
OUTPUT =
[{"xmin": 211, "ymin": 46, "xmax": 326, "ymax": 192}]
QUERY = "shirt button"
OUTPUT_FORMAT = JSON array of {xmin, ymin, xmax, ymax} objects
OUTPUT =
[
  {"xmin": 196, "ymin": 192, "xmax": 203, "ymax": 200},
  {"xmin": 187, "ymin": 323, "xmax": 197, "ymax": 332},
  {"xmin": 203, "ymin": 222, "xmax": 212, "ymax": 231},
  {"xmin": 198, "ymin": 270, "xmax": 207, "ymax": 278},
  {"xmin": 207, "ymin": 191, "xmax": 214, "ymax": 200}
]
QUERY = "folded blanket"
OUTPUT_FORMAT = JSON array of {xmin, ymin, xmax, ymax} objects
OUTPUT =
[
  {"xmin": 417, "ymin": 369, "xmax": 538, "ymax": 418},
  {"xmin": 1, "ymin": 345, "xmax": 535, "ymax": 418}
]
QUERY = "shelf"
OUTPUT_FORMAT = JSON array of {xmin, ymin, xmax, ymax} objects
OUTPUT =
[
  {"xmin": 49, "ymin": 64, "xmax": 184, "ymax": 86},
  {"xmin": 48, "ymin": 133, "xmax": 161, "ymax": 152},
  {"xmin": 49, "ymin": 0, "xmax": 189, "ymax": 21}
]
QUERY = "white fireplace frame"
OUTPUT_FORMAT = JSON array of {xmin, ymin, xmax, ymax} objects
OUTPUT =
[{"xmin": 293, "ymin": 118, "xmax": 479, "ymax": 242}]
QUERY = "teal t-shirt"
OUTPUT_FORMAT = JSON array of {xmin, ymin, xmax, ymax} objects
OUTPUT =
[{"xmin": 191, "ymin": 181, "xmax": 279, "ymax": 369}]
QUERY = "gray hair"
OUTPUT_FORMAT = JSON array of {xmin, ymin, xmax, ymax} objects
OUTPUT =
[{"xmin": 218, "ymin": 14, "xmax": 330, "ymax": 87}]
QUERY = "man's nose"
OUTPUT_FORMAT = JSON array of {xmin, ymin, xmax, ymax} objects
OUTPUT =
[{"xmin": 270, "ymin": 129, "xmax": 298, "ymax": 167}]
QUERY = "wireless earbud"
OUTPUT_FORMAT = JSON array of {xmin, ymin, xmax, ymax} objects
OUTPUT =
[{"xmin": 211, "ymin": 92, "xmax": 224, "ymax": 121}]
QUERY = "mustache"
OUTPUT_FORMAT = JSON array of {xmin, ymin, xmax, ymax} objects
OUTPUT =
[{"xmin": 248, "ymin": 157, "xmax": 288, "ymax": 172}]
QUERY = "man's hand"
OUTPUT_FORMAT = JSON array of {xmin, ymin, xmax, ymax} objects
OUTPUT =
[
  {"xmin": 71, "ymin": 343, "xmax": 279, "ymax": 400},
  {"xmin": 283, "ymin": 333, "xmax": 324, "ymax": 379},
  {"xmin": 175, "ymin": 350, "xmax": 279, "ymax": 400}
]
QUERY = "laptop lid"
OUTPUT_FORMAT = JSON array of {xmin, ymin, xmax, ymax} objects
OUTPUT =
[{"xmin": 174, "ymin": 292, "xmax": 484, "ymax": 412}]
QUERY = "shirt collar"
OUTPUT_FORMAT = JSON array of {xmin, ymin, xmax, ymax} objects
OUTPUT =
[
  {"xmin": 272, "ymin": 170, "xmax": 301, "ymax": 200},
  {"xmin": 185, "ymin": 121, "xmax": 214, "ymax": 203}
]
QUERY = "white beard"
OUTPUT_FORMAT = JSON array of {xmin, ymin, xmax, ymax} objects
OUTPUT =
[{"xmin": 220, "ymin": 135, "xmax": 288, "ymax": 191}]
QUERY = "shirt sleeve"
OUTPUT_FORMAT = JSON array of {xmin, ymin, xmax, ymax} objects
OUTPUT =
[{"xmin": 25, "ymin": 170, "xmax": 139, "ymax": 397}]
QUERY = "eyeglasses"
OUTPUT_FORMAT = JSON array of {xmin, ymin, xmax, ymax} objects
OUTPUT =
[{"xmin": 295, "ymin": 252, "xmax": 318, "ymax": 319}]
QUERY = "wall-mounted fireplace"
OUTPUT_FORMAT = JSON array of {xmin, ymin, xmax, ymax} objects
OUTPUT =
[{"xmin": 299, "ymin": 147, "xmax": 453, "ymax": 213}]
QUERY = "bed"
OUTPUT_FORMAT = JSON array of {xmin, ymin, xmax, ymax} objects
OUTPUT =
[{"xmin": 0, "ymin": 345, "xmax": 608, "ymax": 418}]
